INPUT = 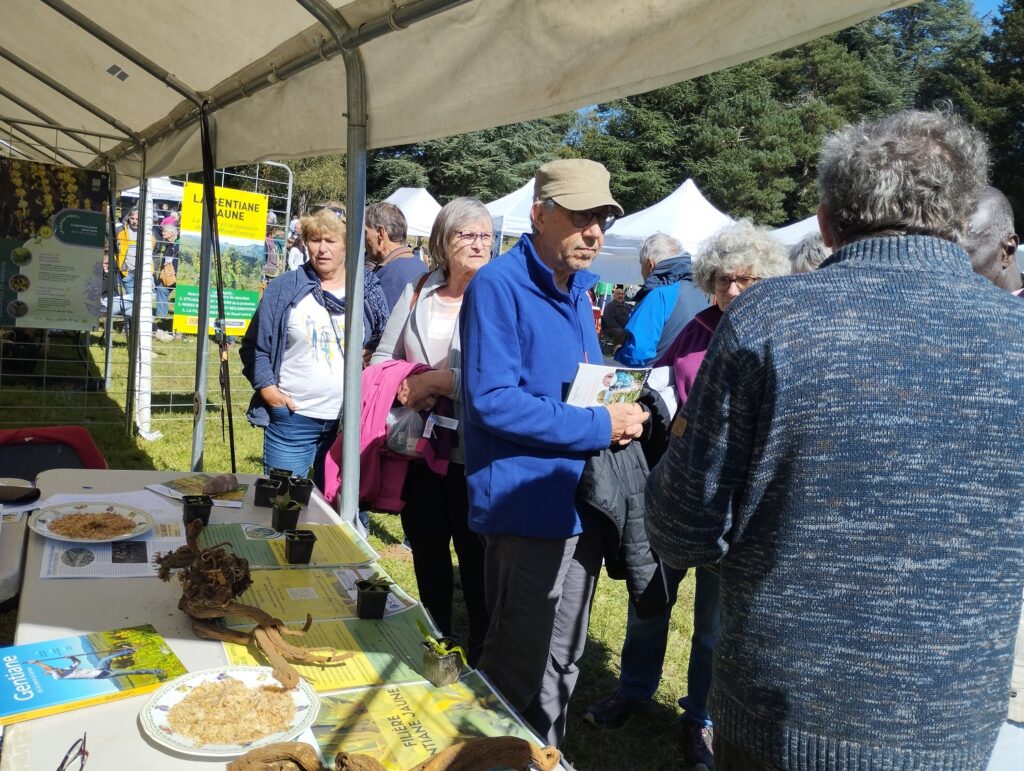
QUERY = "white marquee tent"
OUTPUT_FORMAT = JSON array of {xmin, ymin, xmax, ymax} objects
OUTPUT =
[
  {"xmin": 121, "ymin": 176, "xmax": 184, "ymax": 202},
  {"xmin": 382, "ymin": 186, "xmax": 442, "ymax": 238},
  {"xmin": 771, "ymin": 213, "xmax": 821, "ymax": 245},
  {"xmin": 486, "ymin": 179, "xmax": 534, "ymax": 239},
  {"xmin": 592, "ymin": 179, "xmax": 734, "ymax": 284},
  {"xmin": 0, "ymin": 0, "xmax": 911, "ymax": 513}
]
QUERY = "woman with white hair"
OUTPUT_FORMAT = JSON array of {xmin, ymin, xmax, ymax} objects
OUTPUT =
[
  {"xmin": 647, "ymin": 218, "xmax": 790, "ymax": 768},
  {"xmin": 370, "ymin": 196, "xmax": 493, "ymax": 664}
]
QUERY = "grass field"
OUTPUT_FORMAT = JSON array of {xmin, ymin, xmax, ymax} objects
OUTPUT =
[{"xmin": 0, "ymin": 330, "xmax": 699, "ymax": 770}]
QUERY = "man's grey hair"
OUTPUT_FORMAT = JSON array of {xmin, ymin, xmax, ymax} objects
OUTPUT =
[
  {"xmin": 530, "ymin": 199, "xmax": 558, "ymax": 235},
  {"xmin": 639, "ymin": 233, "xmax": 684, "ymax": 266},
  {"xmin": 694, "ymin": 219, "xmax": 791, "ymax": 295},
  {"xmin": 818, "ymin": 110, "xmax": 989, "ymax": 245},
  {"xmin": 971, "ymin": 185, "xmax": 1016, "ymax": 237},
  {"xmin": 788, "ymin": 233, "xmax": 831, "ymax": 274},
  {"xmin": 365, "ymin": 201, "xmax": 408, "ymax": 243},
  {"xmin": 429, "ymin": 196, "xmax": 492, "ymax": 273}
]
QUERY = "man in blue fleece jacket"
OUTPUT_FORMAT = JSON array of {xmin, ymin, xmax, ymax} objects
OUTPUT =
[
  {"xmin": 646, "ymin": 110, "xmax": 1024, "ymax": 770},
  {"xmin": 461, "ymin": 159, "xmax": 648, "ymax": 746}
]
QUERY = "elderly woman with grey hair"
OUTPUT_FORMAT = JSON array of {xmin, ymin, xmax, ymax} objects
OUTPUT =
[
  {"xmin": 637, "ymin": 219, "xmax": 789, "ymax": 766},
  {"xmin": 788, "ymin": 232, "xmax": 831, "ymax": 273},
  {"xmin": 370, "ymin": 196, "xmax": 492, "ymax": 663}
]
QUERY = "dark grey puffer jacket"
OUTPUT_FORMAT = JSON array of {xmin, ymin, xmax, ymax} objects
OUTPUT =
[{"xmin": 577, "ymin": 441, "xmax": 669, "ymax": 618}]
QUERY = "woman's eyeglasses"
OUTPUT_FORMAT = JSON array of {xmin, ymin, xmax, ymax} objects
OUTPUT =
[
  {"xmin": 565, "ymin": 207, "xmax": 617, "ymax": 233},
  {"xmin": 309, "ymin": 204, "xmax": 346, "ymax": 219},
  {"xmin": 454, "ymin": 231, "xmax": 494, "ymax": 245},
  {"xmin": 56, "ymin": 733, "xmax": 88, "ymax": 771},
  {"xmin": 714, "ymin": 274, "xmax": 760, "ymax": 290}
]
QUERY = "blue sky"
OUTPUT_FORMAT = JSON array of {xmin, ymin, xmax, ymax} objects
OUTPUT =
[{"xmin": 973, "ymin": 0, "xmax": 1002, "ymax": 20}]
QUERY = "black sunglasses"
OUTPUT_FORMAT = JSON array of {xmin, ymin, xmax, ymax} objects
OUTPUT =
[
  {"xmin": 309, "ymin": 204, "xmax": 346, "ymax": 219},
  {"xmin": 563, "ymin": 206, "xmax": 617, "ymax": 233},
  {"xmin": 56, "ymin": 733, "xmax": 88, "ymax": 771}
]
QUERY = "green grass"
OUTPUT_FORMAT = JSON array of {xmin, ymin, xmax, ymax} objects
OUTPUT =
[{"xmin": 0, "ymin": 330, "xmax": 699, "ymax": 770}]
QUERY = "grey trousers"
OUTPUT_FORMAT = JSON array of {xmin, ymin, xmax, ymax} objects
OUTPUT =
[{"xmin": 477, "ymin": 529, "xmax": 603, "ymax": 747}]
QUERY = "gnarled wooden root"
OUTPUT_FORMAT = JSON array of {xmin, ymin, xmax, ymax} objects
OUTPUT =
[
  {"xmin": 406, "ymin": 737, "xmax": 560, "ymax": 771},
  {"xmin": 227, "ymin": 741, "xmax": 326, "ymax": 771},
  {"xmin": 334, "ymin": 752, "xmax": 388, "ymax": 771}
]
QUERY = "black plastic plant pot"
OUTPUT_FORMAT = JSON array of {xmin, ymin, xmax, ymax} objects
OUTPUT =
[
  {"xmin": 267, "ymin": 467, "xmax": 293, "ymax": 484},
  {"xmin": 271, "ymin": 503, "xmax": 301, "ymax": 532},
  {"xmin": 284, "ymin": 529, "xmax": 317, "ymax": 564},
  {"xmin": 288, "ymin": 477, "xmax": 314, "ymax": 505},
  {"xmin": 181, "ymin": 495, "xmax": 214, "ymax": 527},
  {"xmin": 355, "ymin": 581, "xmax": 390, "ymax": 619},
  {"xmin": 422, "ymin": 639, "xmax": 465, "ymax": 687},
  {"xmin": 254, "ymin": 477, "xmax": 284, "ymax": 507}
]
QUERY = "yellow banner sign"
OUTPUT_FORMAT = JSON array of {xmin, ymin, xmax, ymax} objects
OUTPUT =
[{"xmin": 180, "ymin": 181, "xmax": 268, "ymax": 240}]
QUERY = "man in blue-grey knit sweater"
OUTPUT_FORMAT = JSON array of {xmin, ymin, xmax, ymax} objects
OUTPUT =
[{"xmin": 646, "ymin": 109, "xmax": 1024, "ymax": 770}]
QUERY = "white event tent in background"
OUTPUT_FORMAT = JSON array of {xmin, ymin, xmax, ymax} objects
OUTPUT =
[
  {"xmin": 382, "ymin": 187, "xmax": 442, "ymax": 238},
  {"xmin": 771, "ymin": 213, "xmax": 821, "ymax": 245},
  {"xmin": 486, "ymin": 179, "xmax": 534, "ymax": 240},
  {"xmin": 592, "ymin": 179, "xmax": 733, "ymax": 284},
  {"xmin": 121, "ymin": 177, "xmax": 185, "ymax": 202}
]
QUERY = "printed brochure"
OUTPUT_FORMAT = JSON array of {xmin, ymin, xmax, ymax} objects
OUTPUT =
[
  {"xmin": 0, "ymin": 624, "xmax": 187, "ymax": 725},
  {"xmin": 312, "ymin": 671, "xmax": 546, "ymax": 770},
  {"xmin": 224, "ymin": 605, "xmax": 438, "ymax": 692},
  {"xmin": 566, "ymin": 363, "xmax": 651, "ymax": 407},
  {"xmin": 198, "ymin": 522, "xmax": 377, "ymax": 567},
  {"xmin": 146, "ymin": 473, "xmax": 249, "ymax": 508}
]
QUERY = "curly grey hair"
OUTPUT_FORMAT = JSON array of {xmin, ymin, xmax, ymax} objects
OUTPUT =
[
  {"xmin": 788, "ymin": 233, "xmax": 831, "ymax": 274},
  {"xmin": 694, "ymin": 219, "xmax": 791, "ymax": 295},
  {"xmin": 639, "ymin": 233, "xmax": 684, "ymax": 266},
  {"xmin": 818, "ymin": 110, "xmax": 989, "ymax": 245},
  {"xmin": 429, "ymin": 196, "xmax": 492, "ymax": 273}
]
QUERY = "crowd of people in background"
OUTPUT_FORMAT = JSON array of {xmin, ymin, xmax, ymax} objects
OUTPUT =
[{"xmin": 99, "ymin": 106, "xmax": 1021, "ymax": 771}]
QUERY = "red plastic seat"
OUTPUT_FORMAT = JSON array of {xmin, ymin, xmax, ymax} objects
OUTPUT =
[{"xmin": 0, "ymin": 425, "xmax": 107, "ymax": 479}]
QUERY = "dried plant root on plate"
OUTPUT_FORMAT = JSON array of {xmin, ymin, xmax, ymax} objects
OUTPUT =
[{"xmin": 166, "ymin": 676, "xmax": 295, "ymax": 745}]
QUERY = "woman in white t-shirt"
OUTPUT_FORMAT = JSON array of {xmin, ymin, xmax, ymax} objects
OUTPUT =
[
  {"xmin": 241, "ymin": 208, "xmax": 390, "ymax": 488},
  {"xmin": 370, "ymin": 197, "xmax": 493, "ymax": 663}
]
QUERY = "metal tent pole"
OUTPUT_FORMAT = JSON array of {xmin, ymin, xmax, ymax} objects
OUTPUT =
[
  {"xmin": 103, "ymin": 162, "xmax": 117, "ymax": 390},
  {"xmin": 190, "ymin": 182, "xmax": 214, "ymax": 471},
  {"xmin": 124, "ymin": 147, "xmax": 146, "ymax": 437}
]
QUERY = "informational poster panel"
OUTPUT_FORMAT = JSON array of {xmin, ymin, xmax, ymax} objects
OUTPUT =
[
  {"xmin": 0, "ymin": 159, "xmax": 108, "ymax": 330},
  {"xmin": 174, "ymin": 181, "xmax": 269, "ymax": 337}
]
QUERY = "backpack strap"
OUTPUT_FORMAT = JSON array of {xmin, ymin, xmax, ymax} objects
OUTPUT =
[{"xmin": 408, "ymin": 272, "xmax": 430, "ymax": 311}]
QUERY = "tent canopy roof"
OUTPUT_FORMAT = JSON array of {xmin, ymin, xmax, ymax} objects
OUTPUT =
[
  {"xmin": 122, "ymin": 177, "xmax": 184, "ymax": 202},
  {"xmin": 771, "ymin": 214, "xmax": 821, "ymax": 245},
  {"xmin": 0, "ymin": 0, "xmax": 909, "ymax": 181},
  {"xmin": 486, "ymin": 179, "xmax": 534, "ymax": 238},
  {"xmin": 383, "ymin": 186, "xmax": 442, "ymax": 238},
  {"xmin": 592, "ymin": 179, "xmax": 733, "ymax": 285}
]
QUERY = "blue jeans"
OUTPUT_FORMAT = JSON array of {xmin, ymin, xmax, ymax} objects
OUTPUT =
[
  {"xmin": 617, "ymin": 565, "xmax": 721, "ymax": 727},
  {"xmin": 262, "ymin": 407, "xmax": 338, "ymax": 491},
  {"xmin": 154, "ymin": 283, "xmax": 171, "ymax": 317}
]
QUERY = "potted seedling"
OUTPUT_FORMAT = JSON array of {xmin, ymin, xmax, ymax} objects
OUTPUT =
[
  {"xmin": 271, "ymin": 493, "xmax": 302, "ymax": 532},
  {"xmin": 417, "ymin": 620, "xmax": 467, "ymax": 687},
  {"xmin": 254, "ymin": 477, "xmax": 285, "ymax": 507},
  {"xmin": 288, "ymin": 476, "xmax": 314, "ymax": 505},
  {"xmin": 355, "ymin": 573, "xmax": 392, "ymax": 619},
  {"xmin": 181, "ymin": 494, "xmax": 214, "ymax": 527},
  {"xmin": 267, "ymin": 467, "xmax": 293, "ymax": 484},
  {"xmin": 283, "ymin": 529, "xmax": 317, "ymax": 564}
]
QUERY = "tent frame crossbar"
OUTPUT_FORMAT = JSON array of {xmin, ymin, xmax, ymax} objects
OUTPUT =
[
  {"xmin": 0, "ymin": 87, "xmax": 107, "ymax": 156},
  {"xmin": 37, "ymin": 0, "xmax": 204, "ymax": 108},
  {"xmin": 0, "ymin": 120, "xmax": 83, "ymax": 168},
  {"xmin": 100, "ymin": 0, "xmax": 469, "ymax": 170},
  {"xmin": 0, "ymin": 44, "xmax": 139, "ymax": 141}
]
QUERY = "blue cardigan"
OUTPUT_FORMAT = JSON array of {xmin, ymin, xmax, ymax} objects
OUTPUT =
[
  {"xmin": 240, "ymin": 264, "xmax": 389, "ymax": 427},
  {"xmin": 460, "ymin": 234, "xmax": 612, "ymax": 538},
  {"xmin": 646, "ymin": 235, "xmax": 1024, "ymax": 769}
]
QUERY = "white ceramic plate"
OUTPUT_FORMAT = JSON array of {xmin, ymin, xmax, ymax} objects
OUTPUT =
[
  {"xmin": 139, "ymin": 666, "xmax": 320, "ymax": 758},
  {"xmin": 27, "ymin": 501, "xmax": 153, "ymax": 543}
]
